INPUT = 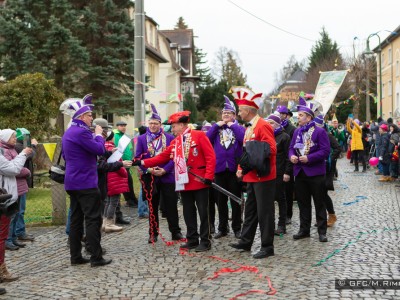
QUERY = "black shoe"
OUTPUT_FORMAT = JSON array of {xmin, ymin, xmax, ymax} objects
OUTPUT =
[
  {"xmin": 354, "ymin": 169, "xmax": 359, "ymax": 172},
  {"xmin": 195, "ymin": 243, "xmax": 211, "ymax": 252},
  {"xmin": 362, "ymin": 169, "xmax": 367, "ymax": 173},
  {"xmin": 171, "ymin": 232, "xmax": 184, "ymax": 241},
  {"xmin": 5, "ymin": 243, "xmax": 18, "ymax": 251},
  {"xmin": 180, "ymin": 242, "xmax": 199, "ymax": 250},
  {"xmin": 13, "ymin": 240, "xmax": 26, "ymax": 248},
  {"xmin": 90, "ymin": 258, "xmax": 112, "ymax": 267},
  {"xmin": 293, "ymin": 231, "xmax": 310, "ymax": 240},
  {"xmin": 253, "ymin": 249, "xmax": 274, "ymax": 259},
  {"xmin": 71, "ymin": 257, "xmax": 90, "ymax": 266},
  {"xmin": 0, "ymin": 287, "xmax": 5, "ymax": 295},
  {"xmin": 319, "ymin": 234, "xmax": 328, "ymax": 242},
  {"xmin": 85, "ymin": 246, "xmax": 107, "ymax": 256},
  {"xmin": 148, "ymin": 236, "xmax": 158, "ymax": 243},
  {"xmin": 229, "ymin": 243, "xmax": 251, "ymax": 251},
  {"xmin": 274, "ymin": 226, "xmax": 286, "ymax": 236},
  {"xmin": 116, "ymin": 217, "xmax": 131, "ymax": 225},
  {"xmin": 214, "ymin": 232, "xmax": 228, "ymax": 239},
  {"xmin": 17, "ymin": 234, "xmax": 35, "ymax": 241},
  {"xmin": 285, "ymin": 218, "xmax": 292, "ymax": 225},
  {"xmin": 234, "ymin": 231, "xmax": 241, "ymax": 239}
]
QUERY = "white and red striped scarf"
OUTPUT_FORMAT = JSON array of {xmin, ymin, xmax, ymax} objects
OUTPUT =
[{"xmin": 174, "ymin": 127, "xmax": 191, "ymax": 191}]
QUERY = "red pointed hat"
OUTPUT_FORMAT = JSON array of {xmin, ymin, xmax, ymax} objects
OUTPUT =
[
  {"xmin": 231, "ymin": 87, "xmax": 263, "ymax": 110},
  {"xmin": 167, "ymin": 111, "xmax": 191, "ymax": 124}
]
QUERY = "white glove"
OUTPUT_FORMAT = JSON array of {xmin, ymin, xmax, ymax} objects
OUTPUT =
[{"xmin": 379, "ymin": 156, "xmax": 383, "ymax": 161}]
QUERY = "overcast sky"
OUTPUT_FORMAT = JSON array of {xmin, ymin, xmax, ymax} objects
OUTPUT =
[{"xmin": 144, "ymin": 0, "xmax": 399, "ymax": 94}]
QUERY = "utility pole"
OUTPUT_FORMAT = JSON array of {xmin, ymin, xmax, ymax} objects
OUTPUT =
[
  {"xmin": 365, "ymin": 56, "xmax": 371, "ymax": 122},
  {"xmin": 134, "ymin": 0, "xmax": 145, "ymax": 128}
]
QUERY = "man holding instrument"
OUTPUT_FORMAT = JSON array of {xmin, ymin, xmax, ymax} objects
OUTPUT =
[{"xmin": 133, "ymin": 111, "xmax": 216, "ymax": 252}]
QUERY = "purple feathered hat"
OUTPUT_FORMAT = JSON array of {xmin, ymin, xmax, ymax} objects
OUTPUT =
[
  {"xmin": 276, "ymin": 105, "xmax": 289, "ymax": 114},
  {"xmin": 149, "ymin": 104, "xmax": 161, "ymax": 122},
  {"xmin": 297, "ymin": 97, "xmax": 319, "ymax": 118},
  {"xmin": 266, "ymin": 113, "xmax": 281, "ymax": 125},
  {"xmin": 314, "ymin": 114, "xmax": 325, "ymax": 127},
  {"xmin": 223, "ymin": 95, "xmax": 236, "ymax": 113},
  {"xmin": 70, "ymin": 94, "xmax": 94, "ymax": 119}
]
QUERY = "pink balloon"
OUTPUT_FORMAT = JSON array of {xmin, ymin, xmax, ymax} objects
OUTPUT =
[{"xmin": 369, "ymin": 157, "xmax": 379, "ymax": 166}]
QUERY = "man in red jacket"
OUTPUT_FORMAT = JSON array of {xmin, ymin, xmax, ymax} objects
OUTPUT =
[
  {"xmin": 229, "ymin": 87, "xmax": 277, "ymax": 259},
  {"xmin": 133, "ymin": 111, "xmax": 216, "ymax": 252}
]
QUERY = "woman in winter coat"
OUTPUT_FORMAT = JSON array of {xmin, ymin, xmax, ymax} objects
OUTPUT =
[
  {"xmin": 389, "ymin": 124, "xmax": 399, "ymax": 180},
  {"xmin": 0, "ymin": 130, "xmax": 31, "ymax": 251},
  {"xmin": 103, "ymin": 135, "xmax": 130, "ymax": 233},
  {"xmin": 0, "ymin": 130, "xmax": 32, "ymax": 286},
  {"xmin": 347, "ymin": 118, "xmax": 366, "ymax": 172},
  {"xmin": 378, "ymin": 124, "xmax": 392, "ymax": 182}
]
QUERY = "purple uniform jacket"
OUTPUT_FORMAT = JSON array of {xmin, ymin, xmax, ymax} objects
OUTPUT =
[
  {"xmin": 135, "ymin": 132, "xmax": 175, "ymax": 184},
  {"xmin": 62, "ymin": 119, "xmax": 105, "ymax": 190},
  {"xmin": 289, "ymin": 126, "xmax": 330, "ymax": 177},
  {"xmin": 206, "ymin": 123, "xmax": 245, "ymax": 174}
]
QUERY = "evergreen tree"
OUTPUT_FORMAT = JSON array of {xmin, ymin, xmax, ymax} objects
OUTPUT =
[
  {"xmin": 0, "ymin": 0, "xmax": 135, "ymax": 115},
  {"xmin": 183, "ymin": 92, "xmax": 197, "ymax": 123},
  {"xmin": 174, "ymin": 17, "xmax": 188, "ymax": 29},
  {"xmin": 308, "ymin": 27, "xmax": 342, "ymax": 72},
  {"xmin": 72, "ymin": 0, "xmax": 135, "ymax": 114},
  {"xmin": 194, "ymin": 47, "xmax": 215, "ymax": 91},
  {"xmin": 0, "ymin": 0, "xmax": 89, "ymax": 95}
]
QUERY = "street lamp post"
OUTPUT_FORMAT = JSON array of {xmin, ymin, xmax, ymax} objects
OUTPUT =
[{"xmin": 364, "ymin": 33, "xmax": 382, "ymax": 118}]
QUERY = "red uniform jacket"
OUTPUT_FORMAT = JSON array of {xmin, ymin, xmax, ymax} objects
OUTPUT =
[
  {"xmin": 142, "ymin": 130, "xmax": 216, "ymax": 191},
  {"xmin": 240, "ymin": 118, "xmax": 277, "ymax": 182}
]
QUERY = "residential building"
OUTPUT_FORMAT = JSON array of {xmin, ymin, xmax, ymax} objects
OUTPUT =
[{"xmin": 373, "ymin": 25, "xmax": 400, "ymax": 120}]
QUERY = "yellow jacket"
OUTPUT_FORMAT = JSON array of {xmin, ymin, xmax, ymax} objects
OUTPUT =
[{"xmin": 347, "ymin": 120, "xmax": 364, "ymax": 151}]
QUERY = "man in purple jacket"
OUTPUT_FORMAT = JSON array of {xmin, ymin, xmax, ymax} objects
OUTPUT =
[
  {"xmin": 135, "ymin": 104, "xmax": 182, "ymax": 243},
  {"xmin": 62, "ymin": 94, "xmax": 111, "ymax": 267},
  {"xmin": 207, "ymin": 96, "xmax": 245, "ymax": 239},
  {"xmin": 289, "ymin": 98, "xmax": 330, "ymax": 242}
]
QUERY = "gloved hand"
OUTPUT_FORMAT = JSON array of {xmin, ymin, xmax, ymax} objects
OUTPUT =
[
  {"xmin": 379, "ymin": 156, "xmax": 383, "ymax": 161},
  {"xmin": 132, "ymin": 160, "xmax": 142, "ymax": 166},
  {"xmin": 203, "ymin": 179, "xmax": 212, "ymax": 186}
]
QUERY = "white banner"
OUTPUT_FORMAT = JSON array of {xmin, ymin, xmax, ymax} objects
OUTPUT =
[{"xmin": 314, "ymin": 70, "xmax": 348, "ymax": 114}]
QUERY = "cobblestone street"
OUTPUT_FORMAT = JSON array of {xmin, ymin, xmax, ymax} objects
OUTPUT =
[{"xmin": 3, "ymin": 157, "xmax": 400, "ymax": 299}]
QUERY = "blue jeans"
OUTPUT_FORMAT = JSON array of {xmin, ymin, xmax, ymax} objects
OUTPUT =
[
  {"xmin": 15, "ymin": 193, "xmax": 27, "ymax": 237},
  {"xmin": 382, "ymin": 162, "xmax": 390, "ymax": 176},
  {"xmin": 138, "ymin": 189, "xmax": 148, "ymax": 217},
  {"xmin": 7, "ymin": 195, "xmax": 24, "ymax": 244}
]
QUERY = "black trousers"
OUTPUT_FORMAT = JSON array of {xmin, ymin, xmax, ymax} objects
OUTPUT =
[
  {"xmin": 275, "ymin": 176, "xmax": 287, "ymax": 227},
  {"xmin": 143, "ymin": 182, "xmax": 181, "ymax": 236},
  {"xmin": 352, "ymin": 150, "xmax": 366, "ymax": 170},
  {"xmin": 324, "ymin": 191, "xmax": 335, "ymax": 214},
  {"xmin": 241, "ymin": 180, "xmax": 275, "ymax": 251},
  {"xmin": 67, "ymin": 188, "xmax": 102, "ymax": 262},
  {"xmin": 215, "ymin": 170, "xmax": 242, "ymax": 233},
  {"xmin": 285, "ymin": 176, "xmax": 295, "ymax": 219},
  {"xmin": 295, "ymin": 171, "xmax": 327, "ymax": 235},
  {"xmin": 208, "ymin": 186, "xmax": 216, "ymax": 229},
  {"xmin": 181, "ymin": 188, "xmax": 211, "ymax": 245},
  {"xmin": 123, "ymin": 168, "xmax": 138, "ymax": 205}
]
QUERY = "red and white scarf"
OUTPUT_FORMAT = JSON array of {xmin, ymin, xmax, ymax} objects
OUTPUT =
[{"xmin": 174, "ymin": 127, "xmax": 191, "ymax": 191}]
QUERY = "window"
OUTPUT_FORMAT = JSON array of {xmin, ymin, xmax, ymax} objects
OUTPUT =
[
  {"xmin": 102, "ymin": 113, "xmax": 114, "ymax": 124},
  {"xmin": 147, "ymin": 63, "xmax": 155, "ymax": 86},
  {"xmin": 382, "ymin": 53, "xmax": 385, "ymax": 67},
  {"xmin": 396, "ymin": 60, "xmax": 399, "ymax": 77},
  {"xmin": 382, "ymin": 83, "xmax": 385, "ymax": 98},
  {"xmin": 388, "ymin": 49, "xmax": 392, "ymax": 64},
  {"xmin": 388, "ymin": 81, "xmax": 392, "ymax": 96},
  {"xmin": 397, "ymin": 93, "xmax": 400, "ymax": 110}
]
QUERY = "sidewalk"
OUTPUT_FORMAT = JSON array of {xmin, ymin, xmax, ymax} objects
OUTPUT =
[{"xmin": 2, "ymin": 157, "xmax": 400, "ymax": 299}]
